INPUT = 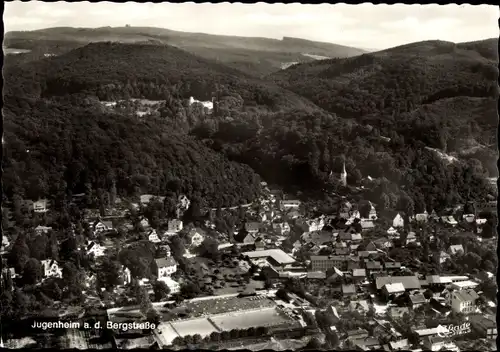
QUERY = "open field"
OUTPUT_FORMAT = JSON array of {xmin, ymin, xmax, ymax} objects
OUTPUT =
[
  {"xmin": 170, "ymin": 295, "xmax": 276, "ymax": 319},
  {"xmin": 210, "ymin": 307, "xmax": 292, "ymax": 331},
  {"xmin": 171, "ymin": 318, "xmax": 218, "ymax": 337}
]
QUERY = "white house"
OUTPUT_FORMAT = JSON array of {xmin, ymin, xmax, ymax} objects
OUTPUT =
[
  {"xmin": 156, "ymin": 257, "xmax": 177, "ymax": 278},
  {"xmin": 93, "ymin": 220, "xmax": 113, "ymax": 234},
  {"xmin": 393, "ymin": 213, "xmax": 404, "ymax": 228},
  {"xmin": 160, "ymin": 276, "xmax": 180, "ymax": 294},
  {"xmin": 33, "ymin": 199, "xmax": 49, "ymax": 213},
  {"xmin": 148, "ymin": 229, "xmax": 161, "ymax": 243},
  {"xmin": 413, "ymin": 211, "xmax": 429, "ymax": 223},
  {"xmin": 86, "ymin": 241, "xmax": 106, "ymax": 257},
  {"xmin": 462, "ymin": 214, "xmax": 475, "ymax": 223},
  {"xmin": 188, "ymin": 229, "xmax": 205, "ymax": 247},
  {"xmin": 35, "ymin": 226, "xmax": 52, "ymax": 235},
  {"xmin": 450, "ymin": 289, "xmax": 479, "ymax": 314},
  {"xmin": 122, "ymin": 266, "xmax": 132, "ymax": 285},
  {"xmin": 368, "ymin": 202, "xmax": 377, "ymax": 220},
  {"xmin": 299, "ymin": 218, "xmax": 325, "ymax": 232},
  {"xmin": 441, "ymin": 216, "xmax": 458, "ymax": 227},
  {"xmin": 476, "ymin": 218, "xmax": 487, "ymax": 225},
  {"xmin": 279, "ymin": 200, "xmax": 301, "ymax": 211},
  {"xmin": 272, "ymin": 222, "xmax": 291, "ymax": 235},
  {"xmin": 166, "ymin": 219, "xmax": 183, "ymax": 234},
  {"xmin": 41, "ymin": 259, "xmax": 62, "ymax": 278}
]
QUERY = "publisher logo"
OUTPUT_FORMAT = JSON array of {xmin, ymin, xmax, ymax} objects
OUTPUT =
[{"xmin": 437, "ymin": 323, "xmax": 471, "ymax": 338}]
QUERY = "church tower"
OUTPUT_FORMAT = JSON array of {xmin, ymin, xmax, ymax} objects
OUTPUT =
[{"xmin": 340, "ymin": 160, "xmax": 347, "ymax": 187}]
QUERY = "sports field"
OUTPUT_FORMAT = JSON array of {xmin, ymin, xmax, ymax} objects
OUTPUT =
[
  {"xmin": 210, "ymin": 307, "xmax": 292, "ymax": 331},
  {"xmin": 171, "ymin": 317, "xmax": 218, "ymax": 337}
]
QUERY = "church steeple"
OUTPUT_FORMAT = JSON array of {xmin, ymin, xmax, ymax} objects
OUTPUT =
[{"xmin": 340, "ymin": 159, "xmax": 347, "ymax": 187}]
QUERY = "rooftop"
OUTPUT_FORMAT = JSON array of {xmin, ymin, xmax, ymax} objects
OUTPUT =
[
  {"xmin": 376, "ymin": 276, "xmax": 421, "ymax": 290},
  {"xmin": 243, "ymin": 249, "xmax": 295, "ymax": 265}
]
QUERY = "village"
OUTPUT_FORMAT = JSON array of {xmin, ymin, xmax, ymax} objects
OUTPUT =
[{"xmin": 1, "ymin": 176, "xmax": 497, "ymax": 351}]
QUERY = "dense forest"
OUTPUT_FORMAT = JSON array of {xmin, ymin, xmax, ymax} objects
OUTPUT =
[
  {"xmin": 3, "ymin": 40, "xmax": 496, "ymax": 214},
  {"xmin": 3, "ymin": 94, "xmax": 260, "ymax": 208},
  {"xmin": 270, "ymin": 39, "xmax": 498, "ymax": 173}
]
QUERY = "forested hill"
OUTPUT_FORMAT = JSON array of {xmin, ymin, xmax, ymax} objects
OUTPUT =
[
  {"xmin": 5, "ymin": 41, "xmax": 319, "ymax": 112},
  {"xmin": 4, "ymin": 26, "xmax": 366, "ymax": 76},
  {"xmin": 269, "ymin": 39, "xmax": 498, "ymax": 173},
  {"xmin": 2, "ymin": 94, "xmax": 261, "ymax": 209}
]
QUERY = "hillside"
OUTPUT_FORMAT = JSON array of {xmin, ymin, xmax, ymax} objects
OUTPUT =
[
  {"xmin": 2, "ymin": 94, "xmax": 261, "ymax": 208},
  {"xmin": 4, "ymin": 26, "xmax": 365, "ymax": 76},
  {"xmin": 4, "ymin": 42, "xmax": 319, "ymax": 112},
  {"xmin": 3, "ymin": 39, "xmax": 494, "ymax": 215},
  {"xmin": 270, "ymin": 39, "xmax": 499, "ymax": 173}
]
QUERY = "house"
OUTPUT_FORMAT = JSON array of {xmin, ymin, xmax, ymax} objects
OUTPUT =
[
  {"xmin": 469, "ymin": 314, "xmax": 497, "ymax": 339},
  {"xmin": 35, "ymin": 226, "xmax": 52, "ymax": 235},
  {"xmin": 167, "ymin": 219, "xmax": 183, "ymax": 234},
  {"xmin": 286, "ymin": 209, "xmax": 301, "ymax": 219},
  {"xmin": 450, "ymin": 289, "xmax": 479, "ymax": 314},
  {"xmin": 187, "ymin": 229, "xmax": 205, "ymax": 247},
  {"xmin": 409, "ymin": 293, "xmax": 426, "ymax": 309},
  {"xmin": 244, "ymin": 222, "xmax": 260, "ymax": 235},
  {"xmin": 347, "ymin": 328, "xmax": 369, "ymax": 340},
  {"xmin": 392, "ymin": 213, "xmax": 404, "ymax": 228},
  {"xmin": 412, "ymin": 210, "xmax": 429, "ymax": 223},
  {"xmin": 389, "ymin": 339, "xmax": 409, "ymax": 351},
  {"xmin": 348, "ymin": 300, "xmax": 370, "ymax": 314},
  {"xmin": 279, "ymin": 200, "xmax": 301, "ymax": 211},
  {"xmin": 475, "ymin": 218, "xmax": 487, "ymax": 225},
  {"xmin": 299, "ymin": 218, "xmax": 325, "ymax": 232},
  {"xmin": 364, "ymin": 241, "xmax": 377, "ymax": 252},
  {"xmin": 381, "ymin": 283, "xmax": 405, "ymax": 299},
  {"xmin": 352, "ymin": 268, "xmax": 367, "ymax": 282},
  {"xmin": 41, "ymin": 259, "xmax": 62, "ymax": 278},
  {"xmin": 307, "ymin": 271, "xmax": 327, "ymax": 280},
  {"xmin": 376, "ymin": 276, "xmax": 421, "ymax": 291},
  {"xmin": 342, "ymin": 284, "xmax": 357, "ymax": 296},
  {"xmin": 368, "ymin": 202, "xmax": 378, "ymax": 220},
  {"xmin": 326, "ymin": 267, "xmax": 344, "ymax": 283},
  {"xmin": 405, "ymin": 232, "xmax": 417, "ymax": 246},
  {"xmin": 234, "ymin": 232, "xmax": 255, "ymax": 245},
  {"xmin": 360, "ymin": 220, "xmax": 375, "ymax": 231},
  {"xmin": 462, "ymin": 214, "xmax": 475, "ymax": 223},
  {"xmin": 33, "ymin": 199, "xmax": 49, "ymax": 213},
  {"xmin": 121, "ymin": 266, "xmax": 132, "ymax": 285},
  {"xmin": 386, "ymin": 227, "xmax": 398, "ymax": 236},
  {"xmin": 441, "ymin": 216, "xmax": 458, "ymax": 226},
  {"xmin": 1, "ymin": 235, "xmax": 10, "ymax": 250},
  {"xmin": 272, "ymin": 222, "xmax": 290, "ymax": 235},
  {"xmin": 384, "ymin": 262, "xmax": 402, "ymax": 272},
  {"xmin": 351, "ymin": 337, "xmax": 381, "ymax": 351},
  {"xmin": 373, "ymin": 237, "xmax": 392, "ymax": 249},
  {"xmin": 156, "ymin": 257, "xmax": 177, "ymax": 278},
  {"xmin": 423, "ymin": 336, "xmax": 446, "ymax": 352},
  {"xmin": 161, "ymin": 276, "xmax": 180, "ymax": 294},
  {"xmin": 387, "ymin": 306, "xmax": 409, "ymax": 320},
  {"xmin": 148, "ymin": 230, "xmax": 161, "ymax": 243},
  {"xmin": 86, "ymin": 241, "xmax": 106, "ymax": 257},
  {"xmin": 140, "ymin": 218, "xmax": 150, "ymax": 229},
  {"xmin": 310, "ymin": 255, "xmax": 351, "ymax": 271},
  {"xmin": 339, "ymin": 201, "xmax": 353, "ymax": 219},
  {"xmin": 177, "ymin": 195, "xmax": 190, "ymax": 211},
  {"xmin": 435, "ymin": 251, "xmax": 451, "ymax": 264},
  {"xmin": 365, "ymin": 261, "xmax": 383, "ymax": 274},
  {"xmin": 140, "ymin": 194, "xmax": 165, "ymax": 205},
  {"xmin": 243, "ymin": 249, "xmax": 296, "ymax": 270},
  {"xmin": 447, "ymin": 244, "xmax": 464, "ymax": 256}
]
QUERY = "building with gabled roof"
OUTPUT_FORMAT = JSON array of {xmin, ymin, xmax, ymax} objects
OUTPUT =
[{"xmin": 376, "ymin": 276, "xmax": 421, "ymax": 290}]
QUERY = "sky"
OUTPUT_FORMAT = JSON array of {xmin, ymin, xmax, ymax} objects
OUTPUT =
[{"xmin": 4, "ymin": 2, "xmax": 499, "ymax": 49}]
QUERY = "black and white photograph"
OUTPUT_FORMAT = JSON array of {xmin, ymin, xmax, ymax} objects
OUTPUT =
[{"xmin": 1, "ymin": 1, "xmax": 498, "ymax": 350}]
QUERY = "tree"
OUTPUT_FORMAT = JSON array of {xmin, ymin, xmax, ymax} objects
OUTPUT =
[
  {"xmin": 180, "ymin": 281, "xmax": 201, "ymax": 299},
  {"xmin": 304, "ymin": 337, "xmax": 322, "ymax": 350},
  {"xmin": 97, "ymin": 257, "xmax": 122, "ymax": 290},
  {"xmin": 275, "ymin": 288, "xmax": 290, "ymax": 302},
  {"xmin": 22, "ymin": 258, "xmax": 43, "ymax": 285},
  {"xmin": 146, "ymin": 308, "xmax": 161, "ymax": 325},
  {"xmin": 138, "ymin": 287, "xmax": 153, "ymax": 316},
  {"xmin": 153, "ymin": 280, "xmax": 171, "ymax": 301},
  {"xmin": 9, "ymin": 234, "xmax": 30, "ymax": 272}
]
